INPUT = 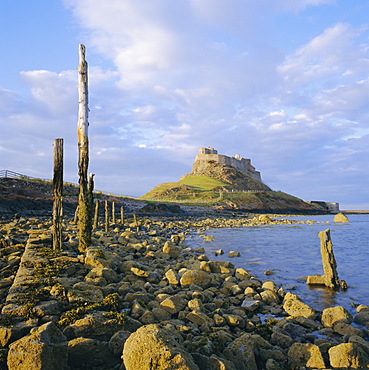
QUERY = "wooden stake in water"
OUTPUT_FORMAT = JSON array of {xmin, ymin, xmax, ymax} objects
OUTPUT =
[
  {"xmin": 52, "ymin": 138, "xmax": 63, "ymax": 250},
  {"xmin": 77, "ymin": 44, "xmax": 91, "ymax": 252},
  {"xmin": 319, "ymin": 229, "xmax": 340, "ymax": 288},
  {"xmin": 306, "ymin": 228, "xmax": 347, "ymax": 289}
]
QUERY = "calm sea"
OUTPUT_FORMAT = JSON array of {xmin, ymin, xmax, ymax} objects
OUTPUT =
[{"xmin": 187, "ymin": 214, "xmax": 369, "ymax": 315}]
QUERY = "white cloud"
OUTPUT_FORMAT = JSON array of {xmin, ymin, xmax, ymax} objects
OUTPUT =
[
  {"xmin": 20, "ymin": 70, "xmax": 76, "ymax": 116},
  {"xmin": 278, "ymin": 23, "xmax": 361, "ymax": 86},
  {"xmin": 1, "ymin": 1, "xmax": 368, "ymax": 208}
]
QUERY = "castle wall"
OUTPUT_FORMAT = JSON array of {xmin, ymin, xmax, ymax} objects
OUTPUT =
[
  {"xmin": 195, "ymin": 147, "xmax": 262, "ymax": 182},
  {"xmin": 309, "ymin": 201, "xmax": 340, "ymax": 213}
]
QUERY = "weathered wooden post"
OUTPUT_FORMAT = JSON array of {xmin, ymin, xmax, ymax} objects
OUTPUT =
[
  {"xmin": 112, "ymin": 201, "xmax": 116, "ymax": 224},
  {"xmin": 77, "ymin": 44, "xmax": 91, "ymax": 252},
  {"xmin": 105, "ymin": 200, "xmax": 109, "ymax": 233},
  {"xmin": 88, "ymin": 173, "xmax": 95, "ymax": 228},
  {"xmin": 93, "ymin": 200, "xmax": 99, "ymax": 229},
  {"xmin": 319, "ymin": 229, "xmax": 340, "ymax": 288},
  {"xmin": 52, "ymin": 138, "xmax": 63, "ymax": 250},
  {"xmin": 133, "ymin": 213, "xmax": 139, "ymax": 232},
  {"xmin": 306, "ymin": 229, "xmax": 346, "ymax": 289},
  {"xmin": 120, "ymin": 206, "xmax": 124, "ymax": 226},
  {"xmin": 73, "ymin": 205, "xmax": 79, "ymax": 225}
]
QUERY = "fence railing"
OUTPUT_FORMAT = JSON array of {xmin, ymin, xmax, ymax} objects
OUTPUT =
[{"xmin": 0, "ymin": 170, "xmax": 44, "ymax": 180}]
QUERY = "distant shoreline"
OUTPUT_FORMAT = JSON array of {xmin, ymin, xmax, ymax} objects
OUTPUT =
[{"xmin": 342, "ymin": 210, "xmax": 369, "ymax": 214}]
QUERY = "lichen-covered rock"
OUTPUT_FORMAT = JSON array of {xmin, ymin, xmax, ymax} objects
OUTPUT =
[
  {"xmin": 68, "ymin": 337, "xmax": 120, "ymax": 369},
  {"xmin": 333, "ymin": 322, "xmax": 364, "ymax": 337},
  {"xmin": 108, "ymin": 330, "xmax": 131, "ymax": 356},
  {"xmin": 235, "ymin": 267, "xmax": 251, "ymax": 280},
  {"xmin": 7, "ymin": 322, "xmax": 67, "ymax": 370},
  {"xmin": 329, "ymin": 342, "xmax": 369, "ymax": 369},
  {"xmin": 334, "ymin": 213, "xmax": 349, "ymax": 223},
  {"xmin": 85, "ymin": 266, "xmax": 119, "ymax": 283},
  {"xmin": 223, "ymin": 333, "xmax": 257, "ymax": 370},
  {"xmin": 180, "ymin": 270, "xmax": 212, "ymax": 289},
  {"xmin": 165, "ymin": 269, "xmax": 180, "ymax": 285},
  {"xmin": 160, "ymin": 294, "xmax": 188, "ymax": 314},
  {"xmin": 270, "ymin": 331, "xmax": 294, "ymax": 349},
  {"xmin": 321, "ymin": 306, "xmax": 352, "ymax": 328},
  {"xmin": 353, "ymin": 309, "xmax": 369, "ymax": 326},
  {"xmin": 186, "ymin": 311, "xmax": 214, "ymax": 326},
  {"xmin": 260, "ymin": 290, "xmax": 280, "ymax": 305},
  {"xmin": 288, "ymin": 343, "xmax": 325, "ymax": 369},
  {"xmin": 262, "ymin": 280, "xmax": 277, "ymax": 292},
  {"xmin": 228, "ymin": 251, "xmax": 241, "ymax": 258},
  {"xmin": 162, "ymin": 241, "xmax": 181, "ymax": 258},
  {"xmin": 122, "ymin": 324, "xmax": 199, "ymax": 370},
  {"xmin": 63, "ymin": 311, "xmax": 124, "ymax": 341},
  {"xmin": 282, "ymin": 292, "xmax": 315, "ymax": 319}
]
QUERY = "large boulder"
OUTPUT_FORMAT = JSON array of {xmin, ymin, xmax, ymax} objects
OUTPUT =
[
  {"xmin": 180, "ymin": 270, "xmax": 212, "ymax": 289},
  {"xmin": 321, "ymin": 306, "xmax": 352, "ymax": 328},
  {"xmin": 282, "ymin": 292, "xmax": 315, "ymax": 319},
  {"xmin": 223, "ymin": 333, "xmax": 257, "ymax": 370},
  {"xmin": 288, "ymin": 343, "xmax": 325, "ymax": 369},
  {"xmin": 62, "ymin": 311, "xmax": 124, "ymax": 341},
  {"xmin": 7, "ymin": 322, "xmax": 67, "ymax": 370},
  {"xmin": 334, "ymin": 213, "xmax": 349, "ymax": 223},
  {"xmin": 162, "ymin": 241, "xmax": 181, "ymax": 258},
  {"xmin": 68, "ymin": 337, "xmax": 120, "ymax": 369},
  {"xmin": 122, "ymin": 324, "xmax": 199, "ymax": 370},
  {"xmin": 329, "ymin": 343, "xmax": 369, "ymax": 369}
]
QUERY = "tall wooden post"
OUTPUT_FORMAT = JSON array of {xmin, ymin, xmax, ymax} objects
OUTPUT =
[
  {"xmin": 77, "ymin": 44, "xmax": 91, "ymax": 252},
  {"xmin": 52, "ymin": 138, "xmax": 63, "ymax": 250}
]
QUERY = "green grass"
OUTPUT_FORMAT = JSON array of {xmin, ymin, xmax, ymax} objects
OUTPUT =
[{"xmin": 179, "ymin": 175, "xmax": 228, "ymax": 190}]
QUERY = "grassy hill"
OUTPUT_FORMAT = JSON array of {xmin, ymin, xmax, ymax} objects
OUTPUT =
[{"xmin": 140, "ymin": 161, "xmax": 324, "ymax": 212}]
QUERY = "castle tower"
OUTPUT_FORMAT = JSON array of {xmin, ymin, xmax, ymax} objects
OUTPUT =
[{"xmin": 198, "ymin": 147, "xmax": 218, "ymax": 155}]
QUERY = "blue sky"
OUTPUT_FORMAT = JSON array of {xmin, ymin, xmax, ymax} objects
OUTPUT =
[{"xmin": 0, "ymin": 0, "xmax": 368, "ymax": 210}]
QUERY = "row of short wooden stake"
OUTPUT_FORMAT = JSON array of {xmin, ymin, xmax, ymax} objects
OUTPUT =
[{"xmin": 72, "ymin": 200, "xmax": 139, "ymax": 233}]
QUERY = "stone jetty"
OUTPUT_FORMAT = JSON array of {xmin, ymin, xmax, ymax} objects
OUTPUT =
[{"xmin": 1, "ymin": 213, "xmax": 369, "ymax": 369}]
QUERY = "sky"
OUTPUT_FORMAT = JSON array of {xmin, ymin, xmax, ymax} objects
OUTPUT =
[{"xmin": 0, "ymin": 0, "xmax": 368, "ymax": 210}]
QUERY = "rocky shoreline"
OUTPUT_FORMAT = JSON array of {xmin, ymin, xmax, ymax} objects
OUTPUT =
[{"xmin": 0, "ymin": 213, "xmax": 369, "ymax": 369}]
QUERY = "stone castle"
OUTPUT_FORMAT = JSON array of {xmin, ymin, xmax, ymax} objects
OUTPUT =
[{"xmin": 194, "ymin": 147, "xmax": 262, "ymax": 182}]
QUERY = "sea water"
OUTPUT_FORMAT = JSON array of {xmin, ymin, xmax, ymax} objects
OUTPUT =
[{"xmin": 186, "ymin": 214, "xmax": 369, "ymax": 315}]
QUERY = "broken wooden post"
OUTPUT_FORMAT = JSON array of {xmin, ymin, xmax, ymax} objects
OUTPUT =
[
  {"xmin": 112, "ymin": 201, "xmax": 116, "ymax": 224},
  {"xmin": 133, "ymin": 213, "xmax": 139, "ymax": 232},
  {"xmin": 77, "ymin": 44, "xmax": 91, "ymax": 252},
  {"xmin": 105, "ymin": 200, "xmax": 109, "ymax": 233},
  {"xmin": 93, "ymin": 199, "xmax": 99, "ymax": 229},
  {"xmin": 120, "ymin": 206, "xmax": 124, "ymax": 226},
  {"xmin": 52, "ymin": 138, "xmax": 63, "ymax": 250},
  {"xmin": 319, "ymin": 229, "xmax": 340, "ymax": 288},
  {"xmin": 88, "ymin": 173, "xmax": 95, "ymax": 214},
  {"xmin": 73, "ymin": 205, "xmax": 79, "ymax": 224},
  {"xmin": 307, "ymin": 229, "xmax": 346, "ymax": 289}
]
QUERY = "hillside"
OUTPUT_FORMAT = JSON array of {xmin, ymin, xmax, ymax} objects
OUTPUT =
[{"xmin": 140, "ymin": 160, "xmax": 325, "ymax": 213}]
